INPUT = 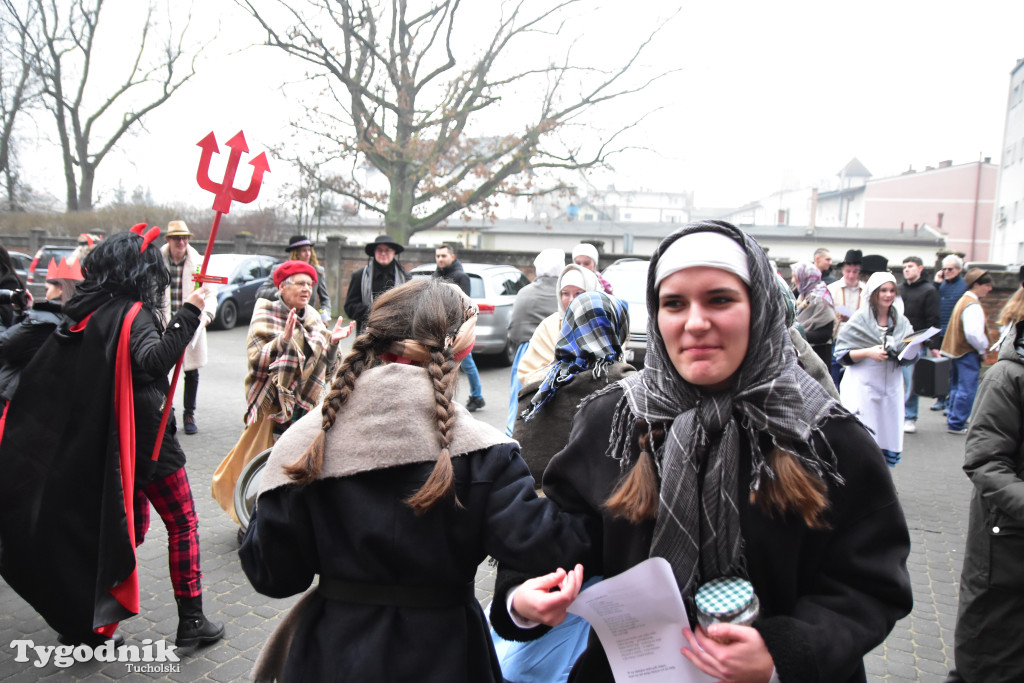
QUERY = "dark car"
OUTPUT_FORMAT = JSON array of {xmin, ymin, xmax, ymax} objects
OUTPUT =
[
  {"xmin": 25, "ymin": 245, "xmax": 76, "ymax": 298},
  {"xmin": 601, "ymin": 258, "xmax": 650, "ymax": 367},
  {"xmin": 207, "ymin": 253, "xmax": 281, "ymax": 330},
  {"xmin": 410, "ymin": 261, "xmax": 530, "ymax": 365},
  {"xmin": 9, "ymin": 251, "xmax": 31, "ymax": 284}
]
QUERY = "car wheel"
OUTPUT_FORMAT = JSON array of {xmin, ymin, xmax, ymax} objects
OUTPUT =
[
  {"xmin": 500, "ymin": 337, "xmax": 517, "ymax": 367},
  {"xmin": 215, "ymin": 299, "xmax": 238, "ymax": 330}
]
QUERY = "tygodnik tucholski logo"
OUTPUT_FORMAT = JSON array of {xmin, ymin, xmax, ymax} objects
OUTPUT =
[{"xmin": 10, "ymin": 637, "xmax": 181, "ymax": 673}]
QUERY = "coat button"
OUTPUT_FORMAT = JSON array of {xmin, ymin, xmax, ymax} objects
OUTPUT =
[{"xmin": 993, "ymin": 526, "xmax": 1000, "ymax": 534}]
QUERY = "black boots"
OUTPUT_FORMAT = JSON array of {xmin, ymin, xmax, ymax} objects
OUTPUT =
[{"xmin": 175, "ymin": 595, "xmax": 225, "ymax": 648}]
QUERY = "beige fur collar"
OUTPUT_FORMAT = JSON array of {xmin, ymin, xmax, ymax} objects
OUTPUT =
[{"xmin": 259, "ymin": 363, "xmax": 514, "ymax": 494}]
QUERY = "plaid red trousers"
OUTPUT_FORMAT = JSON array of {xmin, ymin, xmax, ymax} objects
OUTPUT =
[{"xmin": 133, "ymin": 466, "xmax": 202, "ymax": 598}]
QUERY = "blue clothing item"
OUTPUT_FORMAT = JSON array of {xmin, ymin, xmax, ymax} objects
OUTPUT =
[
  {"xmin": 902, "ymin": 347, "xmax": 928, "ymax": 421},
  {"xmin": 881, "ymin": 449, "xmax": 901, "ymax": 467},
  {"xmin": 489, "ymin": 576, "xmax": 602, "ymax": 683},
  {"xmin": 938, "ymin": 276, "xmax": 967, "ymax": 333},
  {"xmin": 462, "ymin": 352, "xmax": 483, "ymax": 400},
  {"xmin": 947, "ymin": 352, "xmax": 980, "ymax": 431},
  {"xmin": 506, "ymin": 342, "xmax": 529, "ymax": 436},
  {"xmin": 829, "ymin": 356, "xmax": 844, "ymax": 389}
]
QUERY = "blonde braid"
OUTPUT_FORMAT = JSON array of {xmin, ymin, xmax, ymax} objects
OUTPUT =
[{"xmin": 405, "ymin": 347, "xmax": 461, "ymax": 513}]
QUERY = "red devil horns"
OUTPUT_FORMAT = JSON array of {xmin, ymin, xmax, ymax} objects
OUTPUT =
[{"xmin": 128, "ymin": 222, "xmax": 161, "ymax": 252}]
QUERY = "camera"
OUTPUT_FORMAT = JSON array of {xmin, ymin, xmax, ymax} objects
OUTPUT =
[{"xmin": 0, "ymin": 288, "xmax": 29, "ymax": 310}]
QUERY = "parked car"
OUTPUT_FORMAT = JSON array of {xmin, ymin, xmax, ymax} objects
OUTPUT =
[
  {"xmin": 25, "ymin": 245, "xmax": 76, "ymax": 299},
  {"xmin": 409, "ymin": 262, "xmax": 530, "ymax": 365},
  {"xmin": 207, "ymin": 253, "xmax": 281, "ymax": 330},
  {"xmin": 8, "ymin": 251, "xmax": 31, "ymax": 285},
  {"xmin": 601, "ymin": 258, "xmax": 650, "ymax": 367}
]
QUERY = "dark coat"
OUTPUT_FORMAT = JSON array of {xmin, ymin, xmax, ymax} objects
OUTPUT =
[
  {"xmin": 513, "ymin": 362, "xmax": 635, "ymax": 484},
  {"xmin": 0, "ymin": 289, "xmax": 200, "ymax": 637},
  {"xmin": 899, "ymin": 277, "xmax": 940, "ymax": 348},
  {"xmin": 0, "ymin": 299, "xmax": 64, "ymax": 402},
  {"xmin": 240, "ymin": 442, "xmax": 594, "ymax": 683},
  {"xmin": 507, "ymin": 275, "xmax": 558, "ymax": 347},
  {"xmin": 952, "ymin": 323, "xmax": 1024, "ymax": 682},
  {"xmin": 491, "ymin": 388, "xmax": 913, "ymax": 683},
  {"xmin": 0, "ymin": 271, "xmax": 24, "ymax": 329},
  {"xmin": 343, "ymin": 261, "xmax": 409, "ymax": 330},
  {"xmin": 434, "ymin": 259, "xmax": 471, "ymax": 296}
]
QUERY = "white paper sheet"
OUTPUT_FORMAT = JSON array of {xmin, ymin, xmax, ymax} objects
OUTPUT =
[
  {"xmin": 567, "ymin": 557, "xmax": 716, "ymax": 683},
  {"xmin": 897, "ymin": 326, "xmax": 939, "ymax": 361},
  {"xmin": 835, "ymin": 304, "xmax": 855, "ymax": 319}
]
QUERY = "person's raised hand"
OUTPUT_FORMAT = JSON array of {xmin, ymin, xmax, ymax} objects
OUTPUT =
[
  {"xmin": 681, "ymin": 623, "xmax": 774, "ymax": 683},
  {"xmin": 185, "ymin": 286, "xmax": 208, "ymax": 310},
  {"xmin": 331, "ymin": 319, "xmax": 356, "ymax": 345},
  {"xmin": 282, "ymin": 308, "xmax": 297, "ymax": 344},
  {"xmin": 510, "ymin": 564, "xmax": 584, "ymax": 627}
]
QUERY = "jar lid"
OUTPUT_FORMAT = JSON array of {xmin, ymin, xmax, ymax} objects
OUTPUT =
[{"xmin": 695, "ymin": 577, "xmax": 754, "ymax": 617}]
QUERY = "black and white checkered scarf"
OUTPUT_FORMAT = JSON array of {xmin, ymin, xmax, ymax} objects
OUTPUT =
[{"xmin": 591, "ymin": 220, "xmax": 848, "ymax": 604}]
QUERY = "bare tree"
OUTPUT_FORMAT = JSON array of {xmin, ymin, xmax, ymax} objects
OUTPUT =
[
  {"xmin": 32, "ymin": 0, "xmax": 197, "ymax": 212},
  {"xmin": 239, "ymin": 0, "xmax": 673, "ymax": 244},
  {"xmin": 0, "ymin": 0, "xmax": 42, "ymax": 212}
]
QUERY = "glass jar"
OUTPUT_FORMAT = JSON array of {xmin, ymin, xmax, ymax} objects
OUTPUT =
[{"xmin": 694, "ymin": 577, "xmax": 760, "ymax": 640}]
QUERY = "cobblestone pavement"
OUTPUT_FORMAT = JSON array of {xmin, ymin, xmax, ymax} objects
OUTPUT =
[{"xmin": 0, "ymin": 326, "xmax": 971, "ymax": 681}]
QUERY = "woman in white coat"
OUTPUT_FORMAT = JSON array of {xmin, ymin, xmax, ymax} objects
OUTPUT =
[{"xmin": 833, "ymin": 271, "xmax": 914, "ymax": 466}]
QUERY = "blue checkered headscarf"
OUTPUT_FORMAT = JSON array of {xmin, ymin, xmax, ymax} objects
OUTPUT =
[{"xmin": 520, "ymin": 291, "xmax": 629, "ymax": 421}]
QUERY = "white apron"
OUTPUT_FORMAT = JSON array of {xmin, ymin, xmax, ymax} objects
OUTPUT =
[{"xmin": 839, "ymin": 358, "xmax": 905, "ymax": 453}]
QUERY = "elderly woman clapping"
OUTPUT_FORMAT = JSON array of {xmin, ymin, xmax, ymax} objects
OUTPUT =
[{"xmin": 213, "ymin": 260, "xmax": 354, "ymax": 524}]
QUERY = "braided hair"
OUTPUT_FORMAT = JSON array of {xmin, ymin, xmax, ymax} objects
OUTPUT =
[{"xmin": 285, "ymin": 278, "xmax": 466, "ymax": 513}]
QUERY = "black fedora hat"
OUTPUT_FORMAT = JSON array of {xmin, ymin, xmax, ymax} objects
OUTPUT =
[
  {"xmin": 364, "ymin": 234, "xmax": 405, "ymax": 256},
  {"xmin": 286, "ymin": 234, "xmax": 313, "ymax": 252},
  {"xmin": 860, "ymin": 254, "xmax": 889, "ymax": 275},
  {"xmin": 838, "ymin": 249, "xmax": 863, "ymax": 267}
]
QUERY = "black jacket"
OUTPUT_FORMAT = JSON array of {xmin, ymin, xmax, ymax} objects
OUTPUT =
[
  {"xmin": 898, "ymin": 277, "xmax": 940, "ymax": 347},
  {"xmin": 434, "ymin": 259, "xmax": 471, "ymax": 296},
  {"xmin": 343, "ymin": 262, "xmax": 409, "ymax": 330},
  {"xmin": 492, "ymin": 388, "xmax": 913, "ymax": 683},
  {"xmin": 0, "ymin": 299, "xmax": 64, "ymax": 402}
]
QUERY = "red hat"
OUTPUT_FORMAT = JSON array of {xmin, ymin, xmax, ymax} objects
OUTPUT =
[{"xmin": 273, "ymin": 260, "xmax": 318, "ymax": 288}]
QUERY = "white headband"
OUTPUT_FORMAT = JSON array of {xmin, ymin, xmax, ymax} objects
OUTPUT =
[{"xmin": 655, "ymin": 231, "xmax": 751, "ymax": 288}]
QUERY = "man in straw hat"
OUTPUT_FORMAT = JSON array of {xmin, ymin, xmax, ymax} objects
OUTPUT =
[
  {"xmin": 161, "ymin": 220, "xmax": 217, "ymax": 435},
  {"xmin": 344, "ymin": 235, "xmax": 410, "ymax": 334}
]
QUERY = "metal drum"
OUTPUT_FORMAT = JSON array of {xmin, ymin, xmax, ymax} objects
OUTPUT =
[{"xmin": 233, "ymin": 448, "xmax": 273, "ymax": 531}]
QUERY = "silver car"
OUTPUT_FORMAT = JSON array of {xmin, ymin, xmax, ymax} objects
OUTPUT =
[
  {"xmin": 410, "ymin": 262, "xmax": 530, "ymax": 365},
  {"xmin": 601, "ymin": 259, "xmax": 650, "ymax": 366}
]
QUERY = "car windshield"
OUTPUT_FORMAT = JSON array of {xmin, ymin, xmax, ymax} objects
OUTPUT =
[{"xmin": 602, "ymin": 266, "xmax": 648, "ymax": 304}]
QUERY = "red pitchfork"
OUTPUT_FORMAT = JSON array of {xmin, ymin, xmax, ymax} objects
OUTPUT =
[{"xmin": 149, "ymin": 131, "xmax": 271, "ymax": 463}]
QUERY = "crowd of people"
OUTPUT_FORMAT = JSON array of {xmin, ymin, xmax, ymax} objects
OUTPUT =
[{"xmin": 1, "ymin": 222, "xmax": 1022, "ymax": 683}]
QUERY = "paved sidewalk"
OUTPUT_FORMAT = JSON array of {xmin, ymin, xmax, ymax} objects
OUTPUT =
[{"xmin": 0, "ymin": 327, "xmax": 972, "ymax": 681}]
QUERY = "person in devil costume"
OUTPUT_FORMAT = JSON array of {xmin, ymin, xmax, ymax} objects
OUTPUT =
[{"xmin": 0, "ymin": 226, "xmax": 224, "ymax": 649}]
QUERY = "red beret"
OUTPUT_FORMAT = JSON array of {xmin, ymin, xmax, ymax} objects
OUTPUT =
[{"xmin": 273, "ymin": 260, "xmax": 318, "ymax": 288}]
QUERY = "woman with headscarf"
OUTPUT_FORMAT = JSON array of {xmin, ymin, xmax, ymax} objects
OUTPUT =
[
  {"xmin": 239, "ymin": 278, "xmax": 592, "ymax": 682},
  {"xmin": 790, "ymin": 260, "xmax": 836, "ymax": 368},
  {"xmin": 516, "ymin": 263, "xmax": 602, "ymax": 386},
  {"xmin": 491, "ymin": 221, "xmax": 912, "ymax": 683},
  {"xmin": 505, "ymin": 248, "xmax": 565, "ymax": 435},
  {"xmin": 833, "ymin": 271, "xmax": 915, "ymax": 467},
  {"xmin": 212, "ymin": 260, "xmax": 354, "ymax": 525},
  {"xmin": 514, "ymin": 291, "xmax": 632, "ymax": 483}
]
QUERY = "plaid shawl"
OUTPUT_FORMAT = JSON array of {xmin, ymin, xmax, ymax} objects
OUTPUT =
[
  {"xmin": 584, "ymin": 220, "xmax": 849, "ymax": 606},
  {"xmin": 521, "ymin": 291, "xmax": 629, "ymax": 421},
  {"xmin": 244, "ymin": 298, "xmax": 337, "ymax": 426}
]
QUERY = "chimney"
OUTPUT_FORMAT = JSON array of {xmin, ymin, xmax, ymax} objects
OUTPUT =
[
  {"xmin": 939, "ymin": 160, "xmax": 952, "ymax": 168},
  {"xmin": 806, "ymin": 188, "xmax": 818, "ymax": 235}
]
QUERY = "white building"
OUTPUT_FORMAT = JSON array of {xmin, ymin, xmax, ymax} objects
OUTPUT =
[{"xmin": 990, "ymin": 57, "xmax": 1024, "ymax": 264}]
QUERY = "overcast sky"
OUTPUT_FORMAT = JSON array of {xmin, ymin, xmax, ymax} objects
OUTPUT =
[{"xmin": 17, "ymin": 0, "xmax": 1024, "ymax": 214}]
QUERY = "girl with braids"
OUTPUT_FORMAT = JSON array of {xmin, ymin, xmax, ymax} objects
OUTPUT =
[
  {"xmin": 239, "ymin": 277, "xmax": 594, "ymax": 683},
  {"xmin": 491, "ymin": 221, "xmax": 912, "ymax": 683}
]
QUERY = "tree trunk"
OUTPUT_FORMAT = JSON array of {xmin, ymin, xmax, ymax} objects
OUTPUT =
[
  {"xmin": 384, "ymin": 172, "xmax": 417, "ymax": 245},
  {"xmin": 77, "ymin": 162, "xmax": 95, "ymax": 211}
]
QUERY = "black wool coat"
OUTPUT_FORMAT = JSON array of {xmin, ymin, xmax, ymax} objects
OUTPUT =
[
  {"xmin": 492, "ymin": 388, "xmax": 913, "ymax": 683},
  {"xmin": 241, "ymin": 442, "xmax": 596, "ymax": 683}
]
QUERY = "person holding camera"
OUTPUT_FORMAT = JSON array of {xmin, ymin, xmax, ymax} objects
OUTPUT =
[
  {"xmin": 0, "ymin": 246, "xmax": 27, "ymax": 330},
  {"xmin": 834, "ymin": 271, "xmax": 915, "ymax": 466}
]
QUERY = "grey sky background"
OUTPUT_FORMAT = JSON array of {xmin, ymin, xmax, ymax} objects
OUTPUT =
[{"xmin": 16, "ymin": 0, "xmax": 1024, "ymax": 213}]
